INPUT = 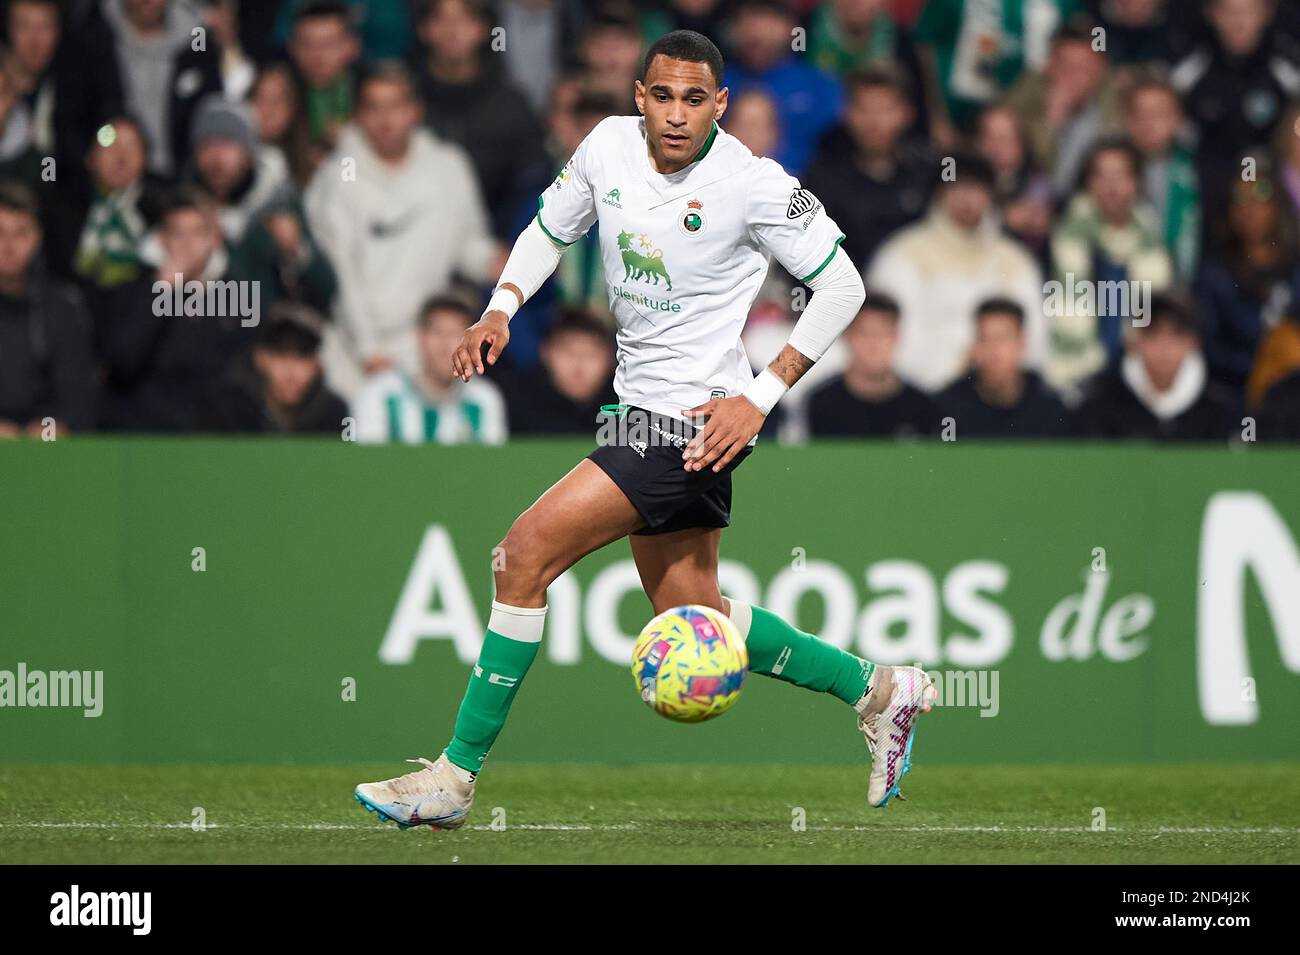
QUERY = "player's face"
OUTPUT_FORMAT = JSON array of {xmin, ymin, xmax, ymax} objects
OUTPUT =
[
  {"xmin": 636, "ymin": 55, "xmax": 727, "ymax": 174},
  {"xmin": 971, "ymin": 313, "xmax": 1025, "ymax": 386}
]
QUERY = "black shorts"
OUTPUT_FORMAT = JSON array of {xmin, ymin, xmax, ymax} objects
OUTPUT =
[{"xmin": 587, "ymin": 405, "xmax": 754, "ymax": 536}]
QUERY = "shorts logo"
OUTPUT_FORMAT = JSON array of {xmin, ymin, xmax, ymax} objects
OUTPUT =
[
  {"xmin": 786, "ymin": 187, "xmax": 818, "ymax": 219},
  {"xmin": 649, "ymin": 423, "xmax": 687, "ymax": 450}
]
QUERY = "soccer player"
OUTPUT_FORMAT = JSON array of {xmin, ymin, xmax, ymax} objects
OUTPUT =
[{"xmin": 355, "ymin": 30, "xmax": 936, "ymax": 830}]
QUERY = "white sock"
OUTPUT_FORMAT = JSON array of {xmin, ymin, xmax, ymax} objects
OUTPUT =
[
  {"xmin": 724, "ymin": 597, "xmax": 753, "ymax": 642},
  {"xmin": 487, "ymin": 600, "xmax": 547, "ymax": 643}
]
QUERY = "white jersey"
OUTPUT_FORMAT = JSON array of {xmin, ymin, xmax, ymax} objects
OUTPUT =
[{"xmin": 536, "ymin": 115, "xmax": 846, "ymax": 423}]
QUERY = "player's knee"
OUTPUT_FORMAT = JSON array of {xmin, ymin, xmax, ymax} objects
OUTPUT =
[{"xmin": 494, "ymin": 522, "xmax": 555, "ymax": 596}]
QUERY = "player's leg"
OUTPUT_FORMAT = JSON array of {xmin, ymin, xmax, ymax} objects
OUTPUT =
[
  {"xmin": 356, "ymin": 459, "xmax": 643, "ymax": 829},
  {"xmin": 445, "ymin": 458, "xmax": 643, "ymax": 771},
  {"xmin": 723, "ymin": 592, "xmax": 936, "ymax": 807},
  {"xmin": 630, "ymin": 525, "xmax": 935, "ymax": 808},
  {"xmin": 630, "ymin": 528, "xmax": 877, "ymax": 706}
]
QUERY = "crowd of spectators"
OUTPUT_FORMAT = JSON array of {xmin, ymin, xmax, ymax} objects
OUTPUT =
[{"xmin": 2, "ymin": 0, "xmax": 1299, "ymax": 444}]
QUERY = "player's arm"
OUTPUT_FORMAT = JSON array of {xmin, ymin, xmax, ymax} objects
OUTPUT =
[
  {"xmin": 683, "ymin": 163, "xmax": 865, "ymax": 472},
  {"xmin": 683, "ymin": 246, "xmax": 865, "ymax": 471},
  {"xmin": 752, "ymin": 244, "xmax": 866, "ymax": 396},
  {"xmin": 452, "ymin": 218, "xmax": 567, "ymax": 380},
  {"xmin": 454, "ymin": 123, "xmax": 605, "ymax": 381}
]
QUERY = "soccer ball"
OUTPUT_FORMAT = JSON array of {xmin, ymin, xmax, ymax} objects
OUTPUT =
[{"xmin": 630, "ymin": 605, "xmax": 748, "ymax": 723}]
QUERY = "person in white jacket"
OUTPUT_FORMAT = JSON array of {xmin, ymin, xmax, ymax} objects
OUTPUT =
[
  {"xmin": 304, "ymin": 62, "xmax": 504, "ymax": 399},
  {"xmin": 866, "ymin": 153, "xmax": 1046, "ymax": 394}
]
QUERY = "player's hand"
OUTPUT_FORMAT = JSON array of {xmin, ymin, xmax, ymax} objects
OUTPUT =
[
  {"xmin": 452, "ymin": 311, "xmax": 510, "ymax": 381},
  {"xmin": 681, "ymin": 396, "xmax": 764, "ymax": 473}
]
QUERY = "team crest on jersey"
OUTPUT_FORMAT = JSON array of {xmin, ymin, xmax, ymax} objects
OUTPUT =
[
  {"xmin": 786, "ymin": 187, "xmax": 818, "ymax": 219},
  {"xmin": 617, "ymin": 231, "xmax": 672, "ymax": 290},
  {"xmin": 678, "ymin": 198, "xmax": 706, "ymax": 236}
]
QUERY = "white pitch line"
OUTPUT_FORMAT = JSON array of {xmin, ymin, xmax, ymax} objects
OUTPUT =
[
  {"xmin": 815, "ymin": 825, "xmax": 1300, "ymax": 834},
  {"xmin": 0, "ymin": 822, "xmax": 636, "ymax": 832},
  {"xmin": 2, "ymin": 822, "xmax": 1298, "ymax": 834}
]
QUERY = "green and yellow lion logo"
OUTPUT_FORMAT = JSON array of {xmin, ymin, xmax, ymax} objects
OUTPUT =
[{"xmin": 617, "ymin": 231, "xmax": 672, "ymax": 290}]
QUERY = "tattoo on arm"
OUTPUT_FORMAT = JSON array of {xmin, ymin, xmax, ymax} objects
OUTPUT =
[{"xmin": 768, "ymin": 344, "xmax": 815, "ymax": 388}]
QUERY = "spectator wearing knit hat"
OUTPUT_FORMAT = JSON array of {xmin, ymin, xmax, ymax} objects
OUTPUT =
[{"xmin": 186, "ymin": 94, "xmax": 336, "ymax": 315}]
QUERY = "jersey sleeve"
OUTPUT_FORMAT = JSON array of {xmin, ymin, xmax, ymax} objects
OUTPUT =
[
  {"xmin": 746, "ymin": 158, "xmax": 847, "ymax": 284},
  {"xmin": 535, "ymin": 120, "xmax": 602, "ymax": 246}
]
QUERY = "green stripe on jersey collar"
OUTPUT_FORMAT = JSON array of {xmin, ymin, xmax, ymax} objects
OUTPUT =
[{"xmin": 691, "ymin": 121, "xmax": 719, "ymax": 164}]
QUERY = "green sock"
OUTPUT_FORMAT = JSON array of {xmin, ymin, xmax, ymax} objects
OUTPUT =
[
  {"xmin": 445, "ymin": 603, "xmax": 545, "ymax": 773},
  {"xmin": 738, "ymin": 603, "xmax": 874, "ymax": 706}
]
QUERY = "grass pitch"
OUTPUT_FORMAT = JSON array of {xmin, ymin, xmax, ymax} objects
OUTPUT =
[{"xmin": 2, "ymin": 762, "xmax": 1298, "ymax": 864}]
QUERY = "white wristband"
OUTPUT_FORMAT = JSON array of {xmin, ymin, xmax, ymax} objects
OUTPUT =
[
  {"xmin": 485, "ymin": 288, "xmax": 519, "ymax": 322},
  {"xmin": 742, "ymin": 368, "xmax": 789, "ymax": 415}
]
